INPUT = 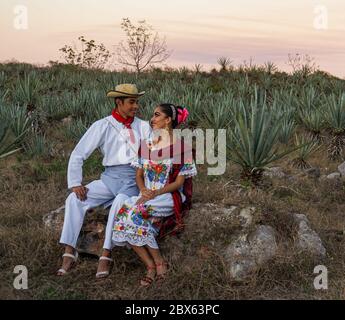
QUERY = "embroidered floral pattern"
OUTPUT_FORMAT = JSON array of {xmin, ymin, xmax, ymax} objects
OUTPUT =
[
  {"xmin": 113, "ymin": 152, "xmax": 197, "ymax": 249},
  {"xmin": 115, "ymin": 204, "xmax": 131, "ymax": 219}
]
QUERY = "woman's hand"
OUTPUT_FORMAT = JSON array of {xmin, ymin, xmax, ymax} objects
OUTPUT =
[
  {"xmin": 136, "ymin": 189, "xmax": 159, "ymax": 205},
  {"xmin": 140, "ymin": 188, "xmax": 155, "ymax": 199}
]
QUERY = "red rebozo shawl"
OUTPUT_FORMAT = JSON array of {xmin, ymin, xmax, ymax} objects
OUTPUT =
[{"xmin": 138, "ymin": 138, "xmax": 195, "ymax": 239}]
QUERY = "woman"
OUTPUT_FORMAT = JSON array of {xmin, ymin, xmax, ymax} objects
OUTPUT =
[{"xmin": 110, "ymin": 103, "xmax": 197, "ymax": 287}]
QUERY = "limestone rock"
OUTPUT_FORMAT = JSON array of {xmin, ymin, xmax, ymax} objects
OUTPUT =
[
  {"xmin": 326, "ymin": 172, "xmax": 341, "ymax": 179},
  {"xmin": 337, "ymin": 161, "xmax": 345, "ymax": 177},
  {"xmin": 43, "ymin": 206, "xmax": 65, "ymax": 231},
  {"xmin": 43, "ymin": 206, "xmax": 107, "ymax": 257},
  {"xmin": 213, "ymin": 206, "xmax": 238, "ymax": 222},
  {"xmin": 239, "ymin": 207, "xmax": 255, "ymax": 227},
  {"xmin": 293, "ymin": 214, "xmax": 326, "ymax": 257},
  {"xmin": 211, "ymin": 204, "xmax": 255, "ymax": 228},
  {"xmin": 263, "ymin": 167, "xmax": 286, "ymax": 178},
  {"xmin": 224, "ymin": 225, "xmax": 278, "ymax": 281}
]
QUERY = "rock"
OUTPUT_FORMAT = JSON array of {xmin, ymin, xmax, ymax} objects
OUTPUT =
[
  {"xmin": 43, "ymin": 206, "xmax": 65, "ymax": 230},
  {"xmin": 212, "ymin": 205, "xmax": 255, "ymax": 227},
  {"xmin": 239, "ymin": 207, "xmax": 255, "ymax": 227},
  {"xmin": 293, "ymin": 214, "xmax": 326, "ymax": 257},
  {"xmin": 338, "ymin": 161, "xmax": 345, "ymax": 177},
  {"xmin": 212, "ymin": 206, "xmax": 238, "ymax": 222},
  {"xmin": 43, "ymin": 206, "xmax": 107, "ymax": 257},
  {"xmin": 326, "ymin": 172, "xmax": 341, "ymax": 179},
  {"xmin": 77, "ymin": 220, "xmax": 105, "ymax": 256},
  {"xmin": 263, "ymin": 167, "xmax": 286, "ymax": 178},
  {"xmin": 224, "ymin": 225, "xmax": 278, "ymax": 281}
]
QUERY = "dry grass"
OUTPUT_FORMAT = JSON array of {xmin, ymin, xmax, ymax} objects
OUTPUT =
[{"xmin": 0, "ymin": 141, "xmax": 344, "ymax": 300}]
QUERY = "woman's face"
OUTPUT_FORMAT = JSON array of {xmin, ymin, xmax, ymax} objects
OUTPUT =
[{"xmin": 150, "ymin": 106, "xmax": 172, "ymax": 130}]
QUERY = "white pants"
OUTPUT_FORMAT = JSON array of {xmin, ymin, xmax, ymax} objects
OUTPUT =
[{"xmin": 59, "ymin": 180, "xmax": 129, "ymax": 250}]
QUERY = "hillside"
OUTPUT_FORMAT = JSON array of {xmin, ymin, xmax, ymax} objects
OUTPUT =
[{"xmin": 0, "ymin": 62, "xmax": 344, "ymax": 299}]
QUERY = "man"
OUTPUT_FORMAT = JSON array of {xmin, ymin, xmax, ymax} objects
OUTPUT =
[{"xmin": 57, "ymin": 84, "xmax": 151, "ymax": 278}]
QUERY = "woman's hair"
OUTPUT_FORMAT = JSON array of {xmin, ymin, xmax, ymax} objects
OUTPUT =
[{"xmin": 158, "ymin": 103, "xmax": 184, "ymax": 129}]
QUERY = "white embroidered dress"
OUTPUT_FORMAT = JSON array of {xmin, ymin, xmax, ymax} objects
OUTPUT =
[{"xmin": 112, "ymin": 143, "xmax": 197, "ymax": 249}]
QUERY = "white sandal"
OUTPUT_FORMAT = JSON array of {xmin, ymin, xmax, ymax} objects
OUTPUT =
[
  {"xmin": 57, "ymin": 251, "xmax": 79, "ymax": 276},
  {"xmin": 95, "ymin": 256, "xmax": 113, "ymax": 279}
]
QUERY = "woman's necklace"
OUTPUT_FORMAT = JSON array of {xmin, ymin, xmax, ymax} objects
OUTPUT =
[{"xmin": 151, "ymin": 134, "xmax": 175, "ymax": 150}]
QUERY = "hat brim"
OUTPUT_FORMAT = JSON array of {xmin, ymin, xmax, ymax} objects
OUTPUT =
[{"xmin": 106, "ymin": 91, "xmax": 145, "ymax": 98}]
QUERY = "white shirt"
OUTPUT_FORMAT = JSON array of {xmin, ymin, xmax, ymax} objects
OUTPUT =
[{"xmin": 67, "ymin": 116, "xmax": 151, "ymax": 189}]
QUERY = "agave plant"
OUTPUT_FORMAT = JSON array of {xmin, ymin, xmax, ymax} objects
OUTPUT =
[
  {"xmin": 259, "ymin": 73, "xmax": 274, "ymax": 91},
  {"xmin": 194, "ymin": 93, "xmax": 234, "ymax": 131},
  {"xmin": 65, "ymin": 118, "xmax": 88, "ymax": 141},
  {"xmin": 94, "ymin": 102, "xmax": 113, "ymax": 121},
  {"xmin": 271, "ymin": 97, "xmax": 296, "ymax": 144},
  {"xmin": 278, "ymin": 117, "xmax": 296, "ymax": 144},
  {"xmin": 40, "ymin": 95, "xmax": 68, "ymax": 121},
  {"xmin": 0, "ymin": 88, "xmax": 9, "ymax": 105},
  {"xmin": 0, "ymin": 122, "xmax": 22, "ymax": 159},
  {"xmin": 8, "ymin": 104, "xmax": 33, "ymax": 140},
  {"xmin": 299, "ymin": 86, "xmax": 320, "ymax": 109},
  {"xmin": 323, "ymin": 93, "xmax": 345, "ymax": 160},
  {"xmin": 0, "ymin": 71, "xmax": 6, "ymax": 87},
  {"xmin": 290, "ymin": 133, "xmax": 320, "ymax": 169},
  {"xmin": 227, "ymin": 92, "xmax": 297, "ymax": 184},
  {"xmin": 0, "ymin": 104, "xmax": 33, "ymax": 143},
  {"xmin": 298, "ymin": 107, "xmax": 324, "ymax": 139},
  {"xmin": 180, "ymin": 91, "xmax": 202, "ymax": 125},
  {"xmin": 263, "ymin": 61, "xmax": 278, "ymax": 75},
  {"xmin": 12, "ymin": 72, "xmax": 41, "ymax": 111},
  {"xmin": 297, "ymin": 87, "xmax": 324, "ymax": 138},
  {"xmin": 23, "ymin": 134, "xmax": 50, "ymax": 158},
  {"xmin": 236, "ymin": 76, "xmax": 250, "ymax": 96}
]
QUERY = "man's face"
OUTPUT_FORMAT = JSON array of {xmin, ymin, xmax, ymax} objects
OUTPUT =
[{"xmin": 116, "ymin": 97, "xmax": 139, "ymax": 118}]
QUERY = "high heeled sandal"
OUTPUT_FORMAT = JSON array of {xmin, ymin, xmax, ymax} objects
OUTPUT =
[
  {"xmin": 57, "ymin": 251, "xmax": 79, "ymax": 276},
  {"xmin": 95, "ymin": 256, "xmax": 114, "ymax": 279},
  {"xmin": 140, "ymin": 265, "xmax": 156, "ymax": 287}
]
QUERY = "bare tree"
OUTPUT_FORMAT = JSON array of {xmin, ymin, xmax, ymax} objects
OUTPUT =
[
  {"xmin": 286, "ymin": 53, "xmax": 319, "ymax": 77},
  {"xmin": 217, "ymin": 57, "xmax": 233, "ymax": 72},
  {"xmin": 59, "ymin": 36, "xmax": 112, "ymax": 70},
  {"xmin": 263, "ymin": 61, "xmax": 278, "ymax": 74},
  {"xmin": 194, "ymin": 64, "xmax": 203, "ymax": 73},
  {"xmin": 116, "ymin": 18, "xmax": 171, "ymax": 73}
]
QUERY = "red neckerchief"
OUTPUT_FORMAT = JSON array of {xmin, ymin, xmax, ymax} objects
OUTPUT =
[
  {"xmin": 111, "ymin": 109, "xmax": 135, "ymax": 143},
  {"xmin": 138, "ymin": 139, "xmax": 194, "ymax": 238}
]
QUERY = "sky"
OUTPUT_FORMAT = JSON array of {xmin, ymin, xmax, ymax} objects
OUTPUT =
[{"xmin": 1, "ymin": 0, "xmax": 345, "ymax": 77}]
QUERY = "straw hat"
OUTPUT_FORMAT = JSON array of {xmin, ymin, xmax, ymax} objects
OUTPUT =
[{"xmin": 106, "ymin": 84, "xmax": 145, "ymax": 98}]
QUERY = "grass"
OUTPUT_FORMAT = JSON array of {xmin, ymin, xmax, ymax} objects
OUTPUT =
[
  {"xmin": 0, "ymin": 62, "xmax": 344, "ymax": 300},
  {"xmin": 0, "ymin": 148, "xmax": 344, "ymax": 300}
]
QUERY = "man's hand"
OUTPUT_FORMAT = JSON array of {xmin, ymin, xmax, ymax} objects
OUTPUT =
[{"xmin": 72, "ymin": 186, "xmax": 89, "ymax": 201}]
